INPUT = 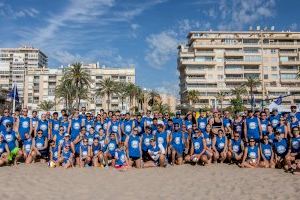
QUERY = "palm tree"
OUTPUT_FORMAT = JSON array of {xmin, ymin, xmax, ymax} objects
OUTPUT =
[
  {"xmin": 0, "ymin": 86, "xmax": 8, "ymax": 110},
  {"xmin": 96, "ymin": 78, "xmax": 117, "ymax": 111},
  {"xmin": 187, "ymin": 90, "xmax": 199, "ymax": 108},
  {"xmin": 216, "ymin": 91, "xmax": 227, "ymax": 113},
  {"xmin": 126, "ymin": 83, "xmax": 139, "ymax": 110},
  {"xmin": 115, "ymin": 82, "xmax": 129, "ymax": 111},
  {"xmin": 231, "ymin": 86, "xmax": 247, "ymax": 99},
  {"xmin": 38, "ymin": 100, "xmax": 55, "ymax": 111},
  {"xmin": 147, "ymin": 90, "xmax": 161, "ymax": 110},
  {"xmin": 152, "ymin": 102, "xmax": 170, "ymax": 113},
  {"xmin": 55, "ymin": 78, "xmax": 76, "ymax": 111},
  {"xmin": 63, "ymin": 62, "xmax": 92, "ymax": 109},
  {"xmin": 297, "ymin": 70, "xmax": 300, "ymax": 79},
  {"xmin": 136, "ymin": 87, "xmax": 146, "ymax": 112},
  {"xmin": 243, "ymin": 77, "xmax": 261, "ymax": 111}
]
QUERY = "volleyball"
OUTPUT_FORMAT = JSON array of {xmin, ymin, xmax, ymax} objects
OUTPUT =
[{"xmin": 48, "ymin": 161, "xmax": 56, "ymax": 168}]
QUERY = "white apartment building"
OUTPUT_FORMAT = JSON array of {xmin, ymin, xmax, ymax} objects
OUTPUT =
[
  {"xmin": 178, "ymin": 31, "xmax": 300, "ymax": 110},
  {"xmin": 22, "ymin": 63, "xmax": 135, "ymax": 112},
  {"xmin": 0, "ymin": 46, "xmax": 48, "ymax": 101}
]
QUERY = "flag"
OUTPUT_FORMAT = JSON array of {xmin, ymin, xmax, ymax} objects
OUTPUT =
[
  {"xmin": 274, "ymin": 95, "xmax": 282, "ymax": 105},
  {"xmin": 8, "ymin": 84, "xmax": 19, "ymax": 102}
]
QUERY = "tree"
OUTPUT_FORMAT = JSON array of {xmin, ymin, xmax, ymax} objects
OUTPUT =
[
  {"xmin": 297, "ymin": 70, "xmax": 300, "ymax": 79},
  {"xmin": 152, "ymin": 102, "xmax": 170, "ymax": 114},
  {"xmin": 216, "ymin": 91, "xmax": 227, "ymax": 113},
  {"xmin": 136, "ymin": 87, "xmax": 146, "ymax": 112},
  {"xmin": 38, "ymin": 100, "xmax": 55, "ymax": 111},
  {"xmin": 0, "ymin": 86, "xmax": 8, "ymax": 110},
  {"xmin": 243, "ymin": 77, "xmax": 261, "ymax": 111},
  {"xmin": 126, "ymin": 82, "xmax": 139, "ymax": 110},
  {"xmin": 63, "ymin": 62, "xmax": 92, "ymax": 109},
  {"xmin": 55, "ymin": 78, "xmax": 76, "ymax": 111},
  {"xmin": 115, "ymin": 82, "xmax": 129, "ymax": 111},
  {"xmin": 187, "ymin": 90, "xmax": 199, "ymax": 108},
  {"xmin": 96, "ymin": 78, "xmax": 117, "ymax": 111},
  {"xmin": 147, "ymin": 90, "xmax": 161, "ymax": 110},
  {"xmin": 230, "ymin": 87, "xmax": 247, "ymax": 113}
]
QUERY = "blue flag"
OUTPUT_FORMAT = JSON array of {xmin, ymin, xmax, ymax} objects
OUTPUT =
[
  {"xmin": 8, "ymin": 84, "xmax": 19, "ymax": 102},
  {"xmin": 274, "ymin": 95, "xmax": 282, "ymax": 105}
]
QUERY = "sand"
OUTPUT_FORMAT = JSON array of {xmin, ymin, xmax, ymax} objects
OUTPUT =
[{"xmin": 0, "ymin": 164, "xmax": 299, "ymax": 200}]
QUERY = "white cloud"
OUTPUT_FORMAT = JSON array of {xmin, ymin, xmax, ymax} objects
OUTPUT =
[
  {"xmin": 145, "ymin": 31, "xmax": 179, "ymax": 69},
  {"xmin": 0, "ymin": 3, "xmax": 39, "ymax": 19},
  {"xmin": 145, "ymin": 19, "xmax": 211, "ymax": 69},
  {"xmin": 216, "ymin": 0, "xmax": 276, "ymax": 30},
  {"xmin": 289, "ymin": 23, "xmax": 298, "ymax": 31}
]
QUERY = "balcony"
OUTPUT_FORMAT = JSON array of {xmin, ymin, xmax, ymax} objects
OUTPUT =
[
  {"xmin": 224, "ymin": 51, "xmax": 244, "ymax": 56},
  {"xmin": 179, "ymin": 52, "xmax": 194, "ymax": 58},
  {"xmin": 224, "ymin": 77, "xmax": 246, "ymax": 82},
  {"xmin": 192, "ymin": 42, "xmax": 243, "ymax": 49},
  {"xmin": 180, "ymin": 59, "xmax": 215, "ymax": 65},
  {"xmin": 279, "ymin": 60, "xmax": 300, "ymax": 65},
  {"xmin": 279, "ymin": 52, "xmax": 298, "ymax": 57},
  {"xmin": 195, "ymin": 51, "xmax": 215, "ymax": 56}
]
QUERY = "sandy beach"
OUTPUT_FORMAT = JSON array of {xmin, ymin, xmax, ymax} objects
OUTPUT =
[{"xmin": 0, "ymin": 164, "xmax": 298, "ymax": 200}]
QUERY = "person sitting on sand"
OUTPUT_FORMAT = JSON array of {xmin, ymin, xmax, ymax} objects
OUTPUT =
[
  {"xmin": 79, "ymin": 138, "xmax": 91, "ymax": 167},
  {"xmin": 114, "ymin": 143, "xmax": 129, "ymax": 170},
  {"xmin": 227, "ymin": 131, "xmax": 244, "ymax": 164},
  {"xmin": 0, "ymin": 134, "xmax": 10, "ymax": 166},
  {"xmin": 285, "ymin": 127, "xmax": 300, "ymax": 172},
  {"xmin": 273, "ymin": 131, "xmax": 289, "ymax": 170},
  {"xmin": 202, "ymin": 125, "xmax": 213, "ymax": 164},
  {"xmin": 170, "ymin": 123, "xmax": 185, "ymax": 165},
  {"xmin": 49, "ymin": 139, "xmax": 59, "ymax": 167},
  {"xmin": 91, "ymin": 137, "xmax": 104, "ymax": 167},
  {"xmin": 144, "ymin": 138, "xmax": 166, "ymax": 167},
  {"xmin": 22, "ymin": 132, "xmax": 34, "ymax": 164},
  {"xmin": 259, "ymin": 134, "xmax": 275, "ymax": 168},
  {"xmin": 241, "ymin": 137, "xmax": 260, "ymax": 168},
  {"xmin": 2, "ymin": 122, "xmax": 22, "ymax": 165},
  {"xmin": 58, "ymin": 144, "xmax": 73, "ymax": 168},
  {"xmin": 32, "ymin": 129, "xmax": 48, "ymax": 163},
  {"xmin": 125, "ymin": 128, "xmax": 142, "ymax": 168},
  {"xmin": 212, "ymin": 129, "xmax": 227, "ymax": 163},
  {"xmin": 104, "ymin": 132, "xmax": 118, "ymax": 168},
  {"xmin": 185, "ymin": 129, "xmax": 207, "ymax": 165}
]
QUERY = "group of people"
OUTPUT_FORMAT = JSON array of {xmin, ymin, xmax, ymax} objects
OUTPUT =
[{"xmin": 0, "ymin": 106, "xmax": 299, "ymax": 174}]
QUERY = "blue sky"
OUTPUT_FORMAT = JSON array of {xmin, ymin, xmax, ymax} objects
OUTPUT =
[{"xmin": 0, "ymin": 0, "xmax": 299, "ymax": 96}]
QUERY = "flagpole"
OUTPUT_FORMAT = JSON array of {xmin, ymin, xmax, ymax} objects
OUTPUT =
[{"xmin": 13, "ymin": 82, "xmax": 16, "ymax": 113}]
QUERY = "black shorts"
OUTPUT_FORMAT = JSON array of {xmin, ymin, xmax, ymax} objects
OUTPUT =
[
  {"xmin": 74, "ymin": 152, "xmax": 80, "ymax": 158},
  {"xmin": 142, "ymin": 150, "xmax": 151, "ymax": 162},
  {"xmin": 18, "ymin": 140, "xmax": 24, "ymax": 148},
  {"xmin": 38, "ymin": 149, "xmax": 49, "ymax": 159},
  {"xmin": 130, "ymin": 156, "xmax": 140, "ymax": 161}
]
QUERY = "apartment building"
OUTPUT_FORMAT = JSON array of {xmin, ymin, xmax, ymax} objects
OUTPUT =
[
  {"xmin": 22, "ymin": 63, "xmax": 135, "ymax": 111},
  {"xmin": 178, "ymin": 31, "xmax": 300, "ymax": 109},
  {"xmin": 0, "ymin": 46, "xmax": 48, "ymax": 101}
]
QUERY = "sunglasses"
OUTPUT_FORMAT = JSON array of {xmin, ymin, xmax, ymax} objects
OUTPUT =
[
  {"xmin": 37, "ymin": 132, "xmax": 43, "ymax": 134},
  {"xmin": 133, "ymin": 129, "xmax": 138, "ymax": 131},
  {"xmin": 234, "ymin": 135, "xmax": 239, "ymax": 138},
  {"xmin": 83, "ymin": 140, "xmax": 88, "ymax": 143},
  {"xmin": 60, "ymin": 129, "xmax": 64, "ymax": 131},
  {"xmin": 250, "ymin": 140, "xmax": 255, "ymax": 142}
]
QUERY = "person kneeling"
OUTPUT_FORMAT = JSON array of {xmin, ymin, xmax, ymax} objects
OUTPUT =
[
  {"xmin": 79, "ymin": 138, "xmax": 91, "ymax": 168},
  {"xmin": 185, "ymin": 129, "xmax": 207, "ymax": 165},
  {"xmin": 144, "ymin": 138, "xmax": 166, "ymax": 167},
  {"xmin": 241, "ymin": 137, "xmax": 260, "ymax": 168}
]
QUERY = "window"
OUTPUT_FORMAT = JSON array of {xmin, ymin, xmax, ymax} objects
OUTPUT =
[
  {"xmin": 264, "ymin": 75, "xmax": 268, "ymax": 79},
  {"xmin": 281, "ymin": 73, "xmax": 297, "ymax": 79},
  {"xmin": 225, "ymin": 65, "xmax": 243, "ymax": 70},
  {"xmin": 218, "ymin": 75, "xmax": 223, "ymax": 80},
  {"xmin": 96, "ymin": 76, "xmax": 103, "ymax": 79},
  {"xmin": 271, "ymin": 74, "xmax": 278, "ymax": 79},
  {"xmin": 271, "ymin": 66, "xmax": 278, "ymax": 71},
  {"xmin": 271, "ymin": 49, "xmax": 276, "ymax": 54}
]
